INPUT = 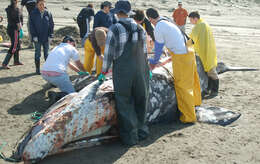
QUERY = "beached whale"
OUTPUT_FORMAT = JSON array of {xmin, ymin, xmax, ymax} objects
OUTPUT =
[{"xmin": 1, "ymin": 56, "xmax": 258, "ymax": 163}]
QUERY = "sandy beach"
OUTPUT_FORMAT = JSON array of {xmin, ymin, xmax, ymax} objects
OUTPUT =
[{"xmin": 0, "ymin": 0, "xmax": 260, "ymax": 163}]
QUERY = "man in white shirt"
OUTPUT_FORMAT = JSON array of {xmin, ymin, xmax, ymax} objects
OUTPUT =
[
  {"xmin": 146, "ymin": 8, "xmax": 201, "ymax": 123},
  {"xmin": 41, "ymin": 36, "xmax": 86, "ymax": 104}
]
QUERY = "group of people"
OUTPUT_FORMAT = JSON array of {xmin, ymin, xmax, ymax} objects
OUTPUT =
[
  {"xmin": 1, "ymin": 0, "xmax": 219, "ymax": 146},
  {"xmin": 1, "ymin": 0, "xmax": 54, "ymax": 75}
]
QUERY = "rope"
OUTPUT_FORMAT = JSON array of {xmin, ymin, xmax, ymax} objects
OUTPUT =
[
  {"xmin": 31, "ymin": 111, "xmax": 43, "ymax": 121},
  {"xmin": 0, "ymin": 152, "xmax": 20, "ymax": 162},
  {"xmin": 0, "ymin": 142, "xmax": 20, "ymax": 162}
]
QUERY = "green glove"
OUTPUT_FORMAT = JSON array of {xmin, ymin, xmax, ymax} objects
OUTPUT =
[
  {"xmin": 78, "ymin": 71, "xmax": 89, "ymax": 75},
  {"xmin": 149, "ymin": 71, "xmax": 153, "ymax": 80},
  {"xmin": 19, "ymin": 29, "xmax": 23, "ymax": 39},
  {"xmin": 98, "ymin": 73, "xmax": 106, "ymax": 82}
]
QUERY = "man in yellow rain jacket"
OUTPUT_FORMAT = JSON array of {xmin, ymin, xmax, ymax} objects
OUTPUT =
[
  {"xmin": 189, "ymin": 11, "xmax": 219, "ymax": 97},
  {"xmin": 84, "ymin": 27, "xmax": 108, "ymax": 76},
  {"xmin": 146, "ymin": 8, "xmax": 201, "ymax": 123}
]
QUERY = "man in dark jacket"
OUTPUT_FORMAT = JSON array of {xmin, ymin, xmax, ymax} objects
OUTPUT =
[
  {"xmin": 93, "ymin": 1, "xmax": 117, "ymax": 28},
  {"xmin": 20, "ymin": 0, "xmax": 36, "ymax": 48},
  {"xmin": 76, "ymin": 4, "xmax": 95, "ymax": 46},
  {"xmin": 30, "ymin": 0, "xmax": 54, "ymax": 74}
]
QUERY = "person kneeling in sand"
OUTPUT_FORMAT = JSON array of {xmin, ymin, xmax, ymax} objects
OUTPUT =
[{"xmin": 41, "ymin": 36, "xmax": 87, "ymax": 105}]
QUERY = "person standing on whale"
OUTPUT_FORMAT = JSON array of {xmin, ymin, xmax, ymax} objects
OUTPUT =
[{"xmin": 146, "ymin": 8, "xmax": 201, "ymax": 123}]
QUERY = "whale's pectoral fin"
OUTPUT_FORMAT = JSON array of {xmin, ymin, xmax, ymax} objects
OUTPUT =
[
  {"xmin": 226, "ymin": 67, "xmax": 259, "ymax": 72},
  {"xmin": 217, "ymin": 62, "xmax": 259, "ymax": 74},
  {"xmin": 195, "ymin": 106, "xmax": 241, "ymax": 126}
]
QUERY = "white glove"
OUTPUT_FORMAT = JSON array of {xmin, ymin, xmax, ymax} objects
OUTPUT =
[
  {"xmin": 33, "ymin": 37, "xmax": 38, "ymax": 42},
  {"xmin": 48, "ymin": 37, "xmax": 52, "ymax": 43}
]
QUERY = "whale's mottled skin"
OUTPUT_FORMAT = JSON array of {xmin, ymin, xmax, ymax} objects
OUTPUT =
[{"xmin": 6, "ymin": 56, "xmax": 257, "ymax": 163}]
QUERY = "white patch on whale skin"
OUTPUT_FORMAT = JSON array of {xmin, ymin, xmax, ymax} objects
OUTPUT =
[
  {"xmin": 196, "ymin": 107, "xmax": 218, "ymax": 123},
  {"xmin": 149, "ymin": 109, "xmax": 160, "ymax": 122},
  {"xmin": 151, "ymin": 97, "xmax": 157, "ymax": 108}
]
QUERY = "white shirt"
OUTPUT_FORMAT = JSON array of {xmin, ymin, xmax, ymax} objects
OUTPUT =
[
  {"xmin": 155, "ymin": 18, "xmax": 187, "ymax": 54},
  {"xmin": 42, "ymin": 43, "xmax": 80, "ymax": 73}
]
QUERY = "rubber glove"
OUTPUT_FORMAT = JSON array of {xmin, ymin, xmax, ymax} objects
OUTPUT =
[
  {"xmin": 19, "ymin": 29, "xmax": 23, "ymax": 39},
  {"xmin": 78, "ymin": 71, "xmax": 89, "ymax": 75},
  {"xmin": 33, "ymin": 37, "xmax": 38, "ymax": 42},
  {"xmin": 149, "ymin": 71, "xmax": 153, "ymax": 80},
  {"xmin": 98, "ymin": 73, "xmax": 106, "ymax": 82}
]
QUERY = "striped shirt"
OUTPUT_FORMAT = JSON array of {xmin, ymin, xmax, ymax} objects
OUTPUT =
[{"xmin": 102, "ymin": 17, "xmax": 147, "ymax": 73}]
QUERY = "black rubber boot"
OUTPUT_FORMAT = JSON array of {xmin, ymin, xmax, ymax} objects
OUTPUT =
[
  {"xmin": 210, "ymin": 79, "xmax": 219, "ymax": 97},
  {"xmin": 201, "ymin": 78, "xmax": 212, "ymax": 98},
  {"xmin": 48, "ymin": 91, "xmax": 57, "ymax": 106},
  {"xmin": 138, "ymin": 125, "xmax": 150, "ymax": 141},
  {"xmin": 48, "ymin": 91, "xmax": 67, "ymax": 106},
  {"xmin": 56, "ymin": 92, "xmax": 67, "ymax": 100},
  {"xmin": 35, "ymin": 60, "xmax": 40, "ymax": 75}
]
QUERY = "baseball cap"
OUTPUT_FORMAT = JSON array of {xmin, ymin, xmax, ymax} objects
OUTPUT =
[
  {"xmin": 101, "ymin": 1, "xmax": 113, "ymax": 8},
  {"xmin": 110, "ymin": 0, "xmax": 134, "ymax": 15}
]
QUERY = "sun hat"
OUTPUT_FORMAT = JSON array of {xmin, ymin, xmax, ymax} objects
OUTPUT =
[
  {"xmin": 110, "ymin": 0, "xmax": 134, "ymax": 15},
  {"xmin": 95, "ymin": 29, "xmax": 107, "ymax": 47}
]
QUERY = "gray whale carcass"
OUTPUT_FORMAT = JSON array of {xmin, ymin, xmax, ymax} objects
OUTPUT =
[{"xmin": 3, "ymin": 56, "xmax": 258, "ymax": 163}]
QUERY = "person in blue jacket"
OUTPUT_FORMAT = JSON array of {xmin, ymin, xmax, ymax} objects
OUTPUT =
[
  {"xmin": 30, "ymin": 0, "xmax": 54, "ymax": 74},
  {"xmin": 93, "ymin": 1, "xmax": 117, "ymax": 28}
]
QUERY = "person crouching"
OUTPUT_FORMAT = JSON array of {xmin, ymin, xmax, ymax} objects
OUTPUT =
[{"xmin": 41, "ymin": 36, "xmax": 87, "ymax": 105}]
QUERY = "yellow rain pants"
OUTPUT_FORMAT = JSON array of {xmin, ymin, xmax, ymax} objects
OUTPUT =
[
  {"xmin": 0, "ymin": 35, "xmax": 2, "ymax": 42},
  {"xmin": 84, "ymin": 39, "xmax": 104, "ymax": 76},
  {"xmin": 190, "ymin": 19, "xmax": 217, "ymax": 72},
  {"xmin": 169, "ymin": 49, "xmax": 202, "ymax": 123}
]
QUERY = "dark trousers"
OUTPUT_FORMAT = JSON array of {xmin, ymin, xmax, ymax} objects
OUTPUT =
[
  {"xmin": 2, "ymin": 29, "xmax": 20, "ymax": 65},
  {"xmin": 112, "ymin": 41, "xmax": 150, "ymax": 145},
  {"xmin": 34, "ymin": 41, "xmax": 49, "ymax": 62}
]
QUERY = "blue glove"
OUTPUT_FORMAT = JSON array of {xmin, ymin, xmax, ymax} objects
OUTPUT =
[
  {"xmin": 78, "ymin": 71, "xmax": 89, "ymax": 75},
  {"xmin": 98, "ymin": 73, "xmax": 106, "ymax": 82},
  {"xmin": 19, "ymin": 29, "xmax": 23, "ymax": 39},
  {"xmin": 149, "ymin": 71, "xmax": 153, "ymax": 80}
]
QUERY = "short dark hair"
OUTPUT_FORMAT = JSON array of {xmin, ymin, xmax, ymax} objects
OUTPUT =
[
  {"xmin": 188, "ymin": 11, "xmax": 200, "ymax": 19},
  {"xmin": 101, "ymin": 1, "xmax": 112, "ymax": 9},
  {"xmin": 131, "ymin": 10, "xmax": 145, "ymax": 22},
  {"xmin": 87, "ymin": 4, "xmax": 93, "ymax": 8},
  {"xmin": 62, "ymin": 35, "xmax": 75, "ymax": 43},
  {"xmin": 36, "ymin": 0, "xmax": 45, "ymax": 4},
  {"xmin": 146, "ymin": 8, "xmax": 159, "ymax": 19}
]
